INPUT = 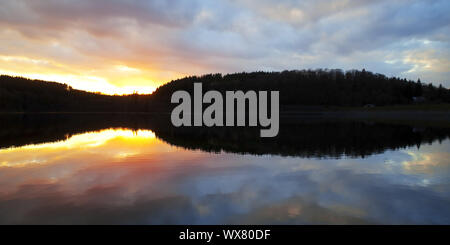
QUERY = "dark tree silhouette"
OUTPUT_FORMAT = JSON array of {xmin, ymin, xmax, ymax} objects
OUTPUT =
[
  {"xmin": 0, "ymin": 75, "xmax": 151, "ymax": 112},
  {"xmin": 151, "ymin": 69, "xmax": 450, "ymax": 109},
  {"xmin": 1, "ymin": 69, "xmax": 449, "ymax": 112}
]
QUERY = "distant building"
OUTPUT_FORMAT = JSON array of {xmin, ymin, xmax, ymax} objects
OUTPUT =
[{"xmin": 412, "ymin": 96, "xmax": 426, "ymax": 103}]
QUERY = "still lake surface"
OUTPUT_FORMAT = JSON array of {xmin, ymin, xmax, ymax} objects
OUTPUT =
[{"xmin": 0, "ymin": 113, "xmax": 449, "ymax": 224}]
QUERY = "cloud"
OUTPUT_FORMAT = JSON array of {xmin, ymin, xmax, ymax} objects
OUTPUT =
[{"xmin": 0, "ymin": 0, "xmax": 448, "ymax": 93}]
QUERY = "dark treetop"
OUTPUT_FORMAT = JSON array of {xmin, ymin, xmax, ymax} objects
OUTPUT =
[{"xmin": 1, "ymin": 69, "xmax": 449, "ymax": 112}]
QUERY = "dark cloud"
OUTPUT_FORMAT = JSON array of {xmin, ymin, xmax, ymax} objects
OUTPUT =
[{"xmin": 0, "ymin": 0, "xmax": 448, "ymax": 89}]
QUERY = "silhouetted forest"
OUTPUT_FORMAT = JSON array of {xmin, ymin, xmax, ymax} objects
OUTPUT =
[
  {"xmin": 152, "ymin": 69, "xmax": 450, "ymax": 108},
  {"xmin": 0, "ymin": 75, "xmax": 151, "ymax": 112},
  {"xmin": 1, "ymin": 69, "xmax": 450, "ymax": 112}
]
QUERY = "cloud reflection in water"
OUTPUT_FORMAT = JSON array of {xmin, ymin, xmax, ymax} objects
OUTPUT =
[{"xmin": 0, "ymin": 128, "xmax": 449, "ymax": 224}]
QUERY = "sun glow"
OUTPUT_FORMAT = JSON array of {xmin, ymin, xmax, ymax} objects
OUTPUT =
[
  {"xmin": 0, "ymin": 54, "xmax": 172, "ymax": 95},
  {"xmin": 0, "ymin": 129, "xmax": 157, "ymax": 167},
  {"xmin": 0, "ymin": 69, "xmax": 158, "ymax": 95}
]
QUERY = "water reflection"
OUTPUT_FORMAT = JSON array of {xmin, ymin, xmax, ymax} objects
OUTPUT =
[
  {"xmin": 2, "ymin": 113, "xmax": 450, "ymax": 158},
  {"xmin": 0, "ymin": 114, "xmax": 449, "ymax": 224}
]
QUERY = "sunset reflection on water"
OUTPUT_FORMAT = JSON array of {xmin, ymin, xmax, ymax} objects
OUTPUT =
[{"xmin": 0, "ymin": 128, "xmax": 449, "ymax": 224}]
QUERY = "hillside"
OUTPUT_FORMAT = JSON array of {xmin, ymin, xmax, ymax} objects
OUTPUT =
[
  {"xmin": 1, "ymin": 69, "xmax": 449, "ymax": 112},
  {"xmin": 0, "ymin": 75, "xmax": 150, "ymax": 112},
  {"xmin": 152, "ymin": 69, "xmax": 450, "ymax": 108}
]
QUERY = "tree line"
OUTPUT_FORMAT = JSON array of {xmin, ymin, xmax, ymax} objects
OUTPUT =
[
  {"xmin": 0, "ymin": 75, "xmax": 151, "ymax": 112},
  {"xmin": 152, "ymin": 69, "xmax": 450, "ymax": 107},
  {"xmin": 1, "ymin": 69, "xmax": 449, "ymax": 112}
]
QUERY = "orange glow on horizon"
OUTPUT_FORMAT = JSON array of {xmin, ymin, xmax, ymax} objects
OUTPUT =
[
  {"xmin": 0, "ymin": 55, "xmax": 188, "ymax": 95},
  {"xmin": 0, "ymin": 69, "xmax": 162, "ymax": 95}
]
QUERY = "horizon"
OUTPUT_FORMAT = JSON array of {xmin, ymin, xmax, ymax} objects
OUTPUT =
[
  {"xmin": 0, "ymin": 0, "xmax": 449, "ymax": 94},
  {"xmin": 2, "ymin": 67, "xmax": 443, "ymax": 96}
]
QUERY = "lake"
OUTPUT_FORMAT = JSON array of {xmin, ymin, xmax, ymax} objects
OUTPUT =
[{"xmin": 0, "ymin": 113, "xmax": 449, "ymax": 224}]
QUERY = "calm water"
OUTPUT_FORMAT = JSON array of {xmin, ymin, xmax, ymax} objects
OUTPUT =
[{"xmin": 0, "ymin": 114, "xmax": 449, "ymax": 224}]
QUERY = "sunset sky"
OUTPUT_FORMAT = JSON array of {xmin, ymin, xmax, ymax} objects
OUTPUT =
[{"xmin": 0, "ymin": 0, "xmax": 449, "ymax": 94}]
